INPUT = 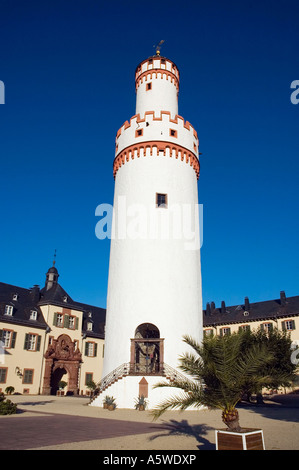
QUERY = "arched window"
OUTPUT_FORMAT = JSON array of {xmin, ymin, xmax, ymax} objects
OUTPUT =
[{"xmin": 130, "ymin": 323, "xmax": 164, "ymax": 375}]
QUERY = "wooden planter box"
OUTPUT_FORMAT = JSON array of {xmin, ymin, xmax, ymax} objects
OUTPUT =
[{"xmin": 215, "ymin": 428, "xmax": 265, "ymax": 450}]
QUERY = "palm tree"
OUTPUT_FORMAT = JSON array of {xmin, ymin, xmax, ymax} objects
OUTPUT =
[{"xmin": 151, "ymin": 332, "xmax": 281, "ymax": 432}]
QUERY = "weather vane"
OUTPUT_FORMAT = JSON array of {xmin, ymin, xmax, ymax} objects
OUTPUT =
[{"xmin": 154, "ymin": 40, "xmax": 165, "ymax": 56}]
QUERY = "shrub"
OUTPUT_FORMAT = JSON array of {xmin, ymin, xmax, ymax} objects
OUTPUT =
[{"xmin": 0, "ymin": 398, "xmax": 17, "ymax": 415}]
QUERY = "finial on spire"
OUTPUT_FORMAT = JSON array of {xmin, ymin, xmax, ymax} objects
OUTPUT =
[
  {"xmin": 53, "ymin": 249, "xmax": 57, "ymax": 266},
  {"xmin": 154, "ymin": 40, "xmax": 165, "ymax": 56}
]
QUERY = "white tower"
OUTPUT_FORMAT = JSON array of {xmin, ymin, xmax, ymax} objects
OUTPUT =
[{"xmin": 92, "ymin": 50, "xmax": 203, "ymax": 409}]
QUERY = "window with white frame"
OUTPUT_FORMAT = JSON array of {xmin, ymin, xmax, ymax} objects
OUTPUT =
[
  {"xmin": 220, "ymin": 327, "xmax": 231, "ymax": 336},
  {"xmin": 4, "ymin": 305, "xmax": 13, "ymax": 316},
  {"xmin": 28, "ymin": 334, "xmax": 37, "ymax": 351},
  {"xmin": 30, "ymin": 310, "xmax": 37, "ymax": 320},
  {"xmin": 2, "ymin": 330, "xmax": 11, "ymax": 348},
  {"xmin": 261, "ymin": 322, "xmax": 273, "ymax": 333},
  {"xmin": 68, "ymin": 316, "xmax": 75, "ymax": 329},
  {"xmin": 239, "ymin": 324, "xmax": 250, "ymax": 332},
  {"xmin": 87, "ymin": 342, "xmax": 94, "ymax": 357},
  {"xmin": 24, "ymin": 333, "xmax": 41, "ymax": 351},
  {"xmin": 282, "ymin": 319, "xmax": 296, "ymax": 331},
  {"xmin": 85, "ymin": 342, "xmax": 97, "ymax": 357},
  {"xmin": 87, "ymin": 322, "xmax": 93, "ymax": 331},
  {"xmin": 56, "ymin": 313, "xmax": 63, "ymax": 327}
]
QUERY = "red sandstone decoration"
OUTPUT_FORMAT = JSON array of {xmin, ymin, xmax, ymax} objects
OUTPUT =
[{"xmin": 42, "ymin": 334, "xmax": 82, "ymax": 395}]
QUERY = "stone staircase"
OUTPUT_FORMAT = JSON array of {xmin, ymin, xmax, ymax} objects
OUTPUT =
[{"xmin": 89, "ymin": 362, "xmax": 190, "ymax": 405}]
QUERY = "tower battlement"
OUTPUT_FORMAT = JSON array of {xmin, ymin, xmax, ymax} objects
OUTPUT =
[
  {"xmin": 135, "ymin": 56, "xmax": 180, "ymax": 92},
  {"xmin": 115, "ymin": 111, "xmax": 200, "ymax": 161}
]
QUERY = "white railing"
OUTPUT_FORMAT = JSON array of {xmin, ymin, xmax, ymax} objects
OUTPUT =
[{"xmin": 90, "ymin": 362, "xmax": 193, "ymax": 402}]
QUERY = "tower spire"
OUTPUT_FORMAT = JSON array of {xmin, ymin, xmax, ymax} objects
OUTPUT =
[
  {"xmin": 53, "ymin": 249, "xmax": 57, "ymax": 266},
  {"xmin": 45, "ymin": 250, "xmax": 59, "ymax": 291}
]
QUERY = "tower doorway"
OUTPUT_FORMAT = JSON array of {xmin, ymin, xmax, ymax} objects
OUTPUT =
[{"xmin": 130, "ymin": 323, "xmax": 164, "ymax": 375}]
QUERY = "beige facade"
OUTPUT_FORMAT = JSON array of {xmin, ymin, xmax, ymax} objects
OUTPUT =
[
  {"xmin": 0, "ymin": 268, "xmax": 105, "ymax": 396},
  {"xmin": 0, "ymin": 303, "xmax": 105, "ymax": 396},
  {"xmin": 204, "ymin": 316, "xmax": 299, "ymax": 343}
]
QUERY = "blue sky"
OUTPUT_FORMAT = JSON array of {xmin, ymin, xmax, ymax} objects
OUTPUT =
[{"xmin": 0, "ymin": 0, "xmax": 298, "ymax": 310}]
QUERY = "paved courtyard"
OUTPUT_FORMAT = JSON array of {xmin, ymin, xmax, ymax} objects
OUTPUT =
[{"xmin": 0, "ymin": 394, "xmax": 298, "ymax": 450}]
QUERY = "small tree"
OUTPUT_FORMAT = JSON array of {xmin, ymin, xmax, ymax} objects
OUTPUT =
[
  {"xmin": 58, "ymin": 380, "xmax": 67, "ymax": 390},
  {"xmin": 86, "ymin": 380, "xmax": 96, "ymax": 396},
  {"xmin": 151, "ymin": 331, "xmax": 293, "ymax": 431},
  {"xmin": 5, "ymin": 386, "xmax": 15, "ymax": 395},
  {"xmin": 240, "ymin": 328, "xmax": 298, "ymax": 402}
]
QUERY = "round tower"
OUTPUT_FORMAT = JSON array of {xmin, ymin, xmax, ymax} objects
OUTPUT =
[{"xmin": 94, "ymin": 52, "xmax": 203, "ymax": 409}]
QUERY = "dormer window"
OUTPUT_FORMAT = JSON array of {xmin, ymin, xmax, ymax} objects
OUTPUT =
[
  {"xmin": 63, "ymin": 296, "xmax": 68, "ymax": 303},
  {"xmin": 13, "ymin": 294, "xmax": 18, "ymax": 301},
  {"xmin": 87, "ymin": 322, "xmax": 93, "ymax": 331},
  {"xmin": 4, "ymin": 305, "xmax": 13, "ymax": 316},
  {"xmin": 30, "ymin": 310, "xmax": 37, "ymax": 321},
  {"xmin": 88, "ymin": 312, "xmax": 92, "ymax": 318}
]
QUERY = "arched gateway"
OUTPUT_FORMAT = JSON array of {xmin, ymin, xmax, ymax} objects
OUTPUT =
[{"xmin": 42, "ymin": 334, "xmax": 82, "ymax": 395}]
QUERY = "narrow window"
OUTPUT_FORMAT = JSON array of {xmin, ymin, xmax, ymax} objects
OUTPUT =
[
  {"xmin": 85, "ymin": 373, "xmax": 93, "ymax": 385},
  {"xmin": 170, "ymin": 129, "xmax": 177, "ymax": 138},
  {"xmin": 0, "ymin": 368, "xmax": 7, "ymax": 383},
  {"xmin": 146, "ymin": 82, "xmax": 152, "ymax": 91},
  {"xmin": 156, "ymin": 193, "xmax": 168, "ymax": 208},
  {"xmin": 85, "ymin": 342, "xmax": 97, "ymax": 357},
  {"xmin": 23, "ymin": 369, "xmax": 34, "ymax": 384},
  {"xmin": 30, "ymin": 310, "xmax": 37, "ymax": 321},
  {"xmin": 4, "ymin": 305, "xmax": 13, "ymax": 316},
  {"xmin": 2, "ymin": 330, "xmax": 11, "ymax": 348},
  {"xmin": 68, "ymin": 316, "xmax": 75, "ymax": 329}
]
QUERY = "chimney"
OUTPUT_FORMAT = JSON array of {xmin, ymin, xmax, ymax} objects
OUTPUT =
[
  {"xmin": 30, "ymin": 285, "xmax": 40, "ymax": 303},
  {"xmin": 244, "ymin": 297, "xmax": 250, "ymax": 311},
  {"xmin": 206, "ymin": 303, "xmax": 211, "ymax": 315},
  {"xmin": 221, "ymin": 301, "xmax": 226, "ymax": 313},
  {"xmin": 210, "ymin": 301, "xmax": 215, "ymax": 311},
  {"xmin": 280, "ymin": 291, "xmax": 286, "ymax": 306}
]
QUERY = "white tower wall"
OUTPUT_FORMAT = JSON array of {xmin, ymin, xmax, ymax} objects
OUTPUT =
[{"xmin": 94, "ymin": 54, "xmax": 203, "ymax": 409}]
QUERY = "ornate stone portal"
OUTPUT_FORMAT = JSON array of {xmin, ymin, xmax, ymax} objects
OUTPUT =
[{"xmin": 42, "ymin": 334, "xmax": 82, "ymax": 395}]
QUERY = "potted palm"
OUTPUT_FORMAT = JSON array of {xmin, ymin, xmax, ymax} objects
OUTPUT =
[
  {"xmin": 135, "ymin": 395, "xmax": 147, "ymax": 411},
  {"xmin": 151, "ymin": 331, "xmax": 295, "ymax": 450},
  {"xmin": 103, "ymin": 395, "xmax": 112, "ymax": 409},
  {"xmin": 103, "ymin": 396, "xmax": 117, "ymax": 411}
]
